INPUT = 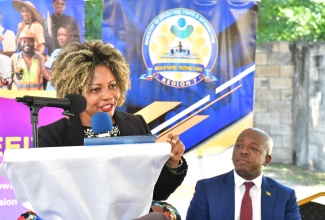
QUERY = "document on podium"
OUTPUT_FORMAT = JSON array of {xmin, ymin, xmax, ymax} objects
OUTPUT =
[
  {"xmin": 0, "ymin": 143, "xmax": 171, "ymax": 220},
  {"xmin": 84, "ymin": 134, "xmax": 156, "ymax": 146}
]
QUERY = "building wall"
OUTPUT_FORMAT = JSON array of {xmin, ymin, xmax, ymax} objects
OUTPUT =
[{"xmin": 254, "ymin": 41, "xmax": 325, "ymax": 171}]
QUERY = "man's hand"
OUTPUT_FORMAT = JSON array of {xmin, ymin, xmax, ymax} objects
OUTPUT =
[{"xmin": 0, "ymin": 78, "xmax": 8, "ymax": 87}]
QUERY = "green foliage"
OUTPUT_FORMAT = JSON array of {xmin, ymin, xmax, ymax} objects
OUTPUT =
[
  {"xmin": 257, "ymin": 0, "xmax": 325, "ymax": 43},
  {"xmin": 85, "ymin": 0, "xmax": 102, "ymax": 41}
]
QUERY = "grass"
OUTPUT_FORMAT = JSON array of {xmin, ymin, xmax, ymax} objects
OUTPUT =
[{"xmin": 264, "ymin": 163, "xmax": 325, "ymax": 186}]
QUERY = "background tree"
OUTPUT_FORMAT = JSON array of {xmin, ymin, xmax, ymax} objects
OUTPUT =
[
  {"xmin": 257, "ymin": 0, "xmax": 325, "ymax": 43},
  {"xmin": 85, "ymin": 0, "xmax": 102, "ymax": 41}
]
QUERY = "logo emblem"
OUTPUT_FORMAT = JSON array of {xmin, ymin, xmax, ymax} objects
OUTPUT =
[{"xmin": 141, "ymin": 8, "xmax": 218, "ymax": 88}]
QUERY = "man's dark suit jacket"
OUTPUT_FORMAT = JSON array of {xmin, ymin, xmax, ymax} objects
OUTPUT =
[
  {"xmin": 186, "ymin": 170, "xmax": 301, "ymax": 220},
  {"xmin": 38, "ymin": 110, "xmax": 187, "ymax": 201}
]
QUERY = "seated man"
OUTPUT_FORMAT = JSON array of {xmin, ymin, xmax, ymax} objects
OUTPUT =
[{"xmin": 186, "ymin": 128, "xmax": 301, "ymax": 220}]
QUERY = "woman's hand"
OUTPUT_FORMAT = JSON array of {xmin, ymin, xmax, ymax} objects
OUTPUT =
[{"xmin": 166, "ymin": 134, "xmax": 185, "ymax": 168}]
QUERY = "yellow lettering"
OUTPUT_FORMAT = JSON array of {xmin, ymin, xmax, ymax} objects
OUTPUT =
[
  {"xmin": 155, "ymin": 66, "xmax": 165, "ymax": 71},
  {"xmin": 166, "ymin": 66, "xmax": 177, "ymax": 70},
  {"xmin": 6, "ymin": 137, "xmax": 21, "ymax": 149},
  {"xmin": 179, "ymin": 66, "xmax": 194, "ymax": 71},
  {"xmin": 23, "ymin": 136, "xmax": 30, "ymax": 149}
]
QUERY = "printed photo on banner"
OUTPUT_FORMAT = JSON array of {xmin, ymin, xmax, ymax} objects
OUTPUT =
[
  {"xmin": 0, "ymin": 0, "xmax": 84, "ymax": 91},
  {"xmin": 0, "ymin": 1, "xmax": 84, "ymax": 218}
]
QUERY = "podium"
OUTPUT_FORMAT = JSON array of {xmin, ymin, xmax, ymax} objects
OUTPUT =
[{"xmin": 0, "ymin": 143, "xmax": 171, "ymax": 220}]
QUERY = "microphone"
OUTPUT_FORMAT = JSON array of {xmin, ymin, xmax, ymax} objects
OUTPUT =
[
  {"xmin": 16, "ymin": 93, "xmax": 87, "ymax": 115},
  {"xmin": 84, "ymin": 112, "xmax": 156, "ymax": 146},
  {"xmin": 91, "ymin": 112, "xmax": 113, "ymax": 138}
]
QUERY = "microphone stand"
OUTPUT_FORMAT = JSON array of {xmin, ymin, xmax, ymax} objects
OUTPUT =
[
  {"xmin": 27, "ymin": 107, "xmax": 73, "ymax": 148},
  {"xmin": 16, "ymin": 95, "xmax": 79, "ymax": 148},
  {"xmin": 16, "ymin": 96, "xmax": 41, "ymax": 148},
  {"xmin": 30, "ymin": 106, "xmax": 41, "ymax": 148}
]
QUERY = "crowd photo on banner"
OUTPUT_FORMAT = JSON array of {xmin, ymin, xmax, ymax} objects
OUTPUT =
[
  {"xmin": 0, "ymin": 0, "xmax": 84, "ymax": 219},
  {"xmin": 0, "ymin": 0, "xmax": 83, "ymax": 91}
]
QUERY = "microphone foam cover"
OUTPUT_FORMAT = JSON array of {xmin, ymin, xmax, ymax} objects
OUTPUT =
[
  {"xmin": 65, "ymin": 94, "xmax": 87, "ymax": 114},
  {"xmin": 91, "ymin": 112, "xmax": 113, "ymax": 134}
]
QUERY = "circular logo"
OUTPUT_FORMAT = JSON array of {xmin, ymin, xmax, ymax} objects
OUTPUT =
[{"xmin": 141, "ymin": 8, "xmax": 218, "ymax": 88}]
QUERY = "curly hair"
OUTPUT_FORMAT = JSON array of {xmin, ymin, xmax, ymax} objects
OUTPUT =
[{"xmin": 50, "ymin": 41, "xmax": 131, "ymax": 106}]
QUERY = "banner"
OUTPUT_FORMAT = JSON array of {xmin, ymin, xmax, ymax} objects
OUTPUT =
[
  {"xmin": 102, "ymin": 0, "xmax": 257, "ymax": 153},
  {"xmin": 103, "ymin": 0, "xmax": 258, "ymax": 217},
  {"xmin": 0, "ymin": 0, "xmax": 84, "ymax": 218}
]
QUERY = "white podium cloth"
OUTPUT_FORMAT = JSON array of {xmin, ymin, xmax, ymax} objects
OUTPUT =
[{"xmin": 0, "ymin": 143, "xmax": 171, "ymax": 220}]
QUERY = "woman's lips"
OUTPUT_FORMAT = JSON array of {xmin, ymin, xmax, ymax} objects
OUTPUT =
[{"xmin": 100, "ymin": 104, "xmax": 113, "ymax": 112}]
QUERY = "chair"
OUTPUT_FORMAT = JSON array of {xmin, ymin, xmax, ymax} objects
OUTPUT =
[{"xmin": 298, "ymin": 192, "xmax": 325, "ymax": 220}]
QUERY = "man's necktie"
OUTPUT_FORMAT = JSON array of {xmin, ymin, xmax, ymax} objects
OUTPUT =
[{"xmin": 240, "ymin": 182, "xmax": 254, "ymax": 220}]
